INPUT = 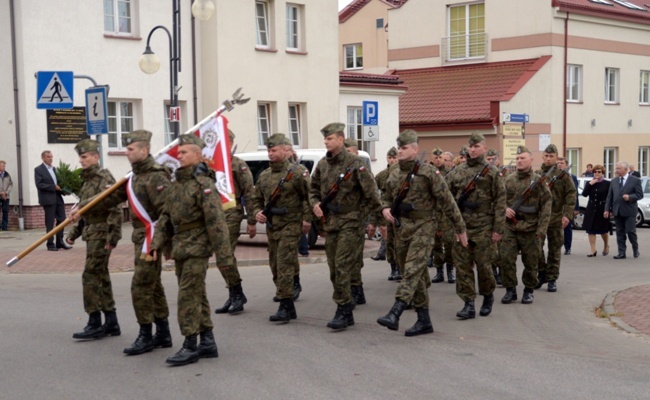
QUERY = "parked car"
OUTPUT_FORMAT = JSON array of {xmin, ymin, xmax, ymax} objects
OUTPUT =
[{"xmin": 573, "ymin": 177, "xmax": 594, "ymax": 230}]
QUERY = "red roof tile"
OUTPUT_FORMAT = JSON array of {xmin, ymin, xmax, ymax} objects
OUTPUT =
[
  {"xmin": 553, "ymin": 0, "xmax": 650, "ymax": 25},
  {"xmin": 395, "ymin": 57, "xmax": 551, "ymax": 127},
  {"xmin": 340, "ymin": 71, "xmax": 408, "ymax": 90}
]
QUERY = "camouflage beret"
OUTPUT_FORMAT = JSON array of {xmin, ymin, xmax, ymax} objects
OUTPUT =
[
  {"xmin": 74, "ymin": 139, "xmax": 101, "ymax": 155},
  {"xmin": 544, "ymin": 144, "xmax": 558, "ymax": 154},
  {"xmin": 387, "ymin": 147, "xmax": 398, "ymax": 157},
  {"xmin": 396, "ymin": 129, "xmax": 418, "ymax": 146},
  {"xmin": 265, "ymin": 133, "xmax": 288, "ymax": 148},
  {"xmin": 228, "ymin": 129, "xmax": 235, "ymax": 142},
  {"xmin": 459, "ymin": 145, "xmax": 469, "ymax": 157},
  {"xmin": 320, "ymin": 122, "xmax": 345, "ymax": 137},
  {"xmin": 431, "ymin": 146, "xmax": 443, "ymax": 156},
  {"xmin": 516, "ymin": 145, "xmax": 532, "ymax": 155},
  {"xmin": 344, "ymin": 138, "xmax": 358, "ymax": 148},
  {"xmin": 487, "ymin": 148, "xmax": 498, "ymax": 157},
  {"xmin": 178, "ymin": 134, "xmax": 205, "ymax": 149},
  {"xmin": 469, "ymin": 132, "xmax": 485, "ymax": 146},
  {"xmin": 121, "ymin": 129, "xmax": 152, "ymax": 147},
  {"xmin": 282, "ymin": 135, "xmax": 293, "ymax": 146}
]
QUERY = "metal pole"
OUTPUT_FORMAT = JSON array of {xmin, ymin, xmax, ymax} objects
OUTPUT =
[{"xmin": 172, "ymin": 0, "xmax": 181, "ymax": 139}]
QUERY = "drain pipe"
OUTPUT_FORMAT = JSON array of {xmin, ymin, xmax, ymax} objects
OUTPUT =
[
  {"xmin": 562, "ymin": 12, "xmax": 569, "ymax": 158},
  {"xmin": 10, "ymin": 0, "xmax": 25, "ymax": 230}
]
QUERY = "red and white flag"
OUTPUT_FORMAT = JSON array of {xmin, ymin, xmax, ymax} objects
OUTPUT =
[{"xmin": 156, "ymin": 114, "xmax": 236, "ymax": 210}]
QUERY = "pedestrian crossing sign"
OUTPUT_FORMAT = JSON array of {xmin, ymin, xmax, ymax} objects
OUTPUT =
[{"xmin": 36, "ymin": 71, "xmax": 74, "ymax": 109}]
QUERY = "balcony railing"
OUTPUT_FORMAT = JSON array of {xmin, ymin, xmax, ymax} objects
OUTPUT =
[{"xmin": 441, "ymin": 32, "xmax": 487, "ymax": 65}]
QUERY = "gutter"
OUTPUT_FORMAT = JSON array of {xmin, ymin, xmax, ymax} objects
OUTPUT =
[
  {"xmin": 9, "ymin": 0, "xmax": 24, "ymax": 228},
  {"xmin": 563, "ymin": 12, "xmax": 569, "ymax": 156}
]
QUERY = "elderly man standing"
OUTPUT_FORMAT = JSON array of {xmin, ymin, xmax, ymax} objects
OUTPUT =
[
  {"xmin": 0, "ymin": 160, "xmax": 13, "ymax": 231},
  {"xmin": 605, "ymin": 162, "xmax": 643, "ymax": 259},
  {"xmin": 35, "ymin": 150, "xmax": 70, "ymax": 250}
]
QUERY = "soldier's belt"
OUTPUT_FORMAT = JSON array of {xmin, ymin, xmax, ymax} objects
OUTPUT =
[
  {"xmin": 402, "ymin": 209, "xmax": 433, "ymax": 220},
  {"xmin": 461, "ymin": 202, "xmax": 492, "ymax": 214},
  {"xmin": 517, "ymin": 205, "xmax": 538, "ymax": 214},
  {"xmin": 325, "ymin": 204, "xmax": 359, "ymax": 214},
  {"xmin": 269, "ymin": 206, "xmax": 301, "ymax": 216},
  {"xmin": 173, "ymin": 220, "xmax": 204, "ymax": 234},
  {"xmin": 85, "ymin": 214, "xmax": 109, "ymax": 225}
]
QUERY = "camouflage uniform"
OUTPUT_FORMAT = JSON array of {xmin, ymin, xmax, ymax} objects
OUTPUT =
[
  {"xmin": 501, "ymin": 158, "xmax": 552, "ymax": 302},
  {"xmin": 431, "ymin": 161, "xmax": 456, "ymax": 283},
  {"xmin": 535, "ymin": 146, "xmax": 576, "ymax": 290},
  {"xmin": 67, "ymin": 139, "xmax": 122, "ymax": 340},
  {"xmin": 446, "ymin": 134, "xmax": 505, "ymax": 318},
  {"xmin": 374, "ymin": 153, "xmax": 399, "ymax": 280}
]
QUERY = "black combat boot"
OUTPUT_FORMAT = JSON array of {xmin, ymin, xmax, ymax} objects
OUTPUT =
[
  {"xmin": 198, "ymin": 330, "xmax": 219, "ymax": 358},
  {"xmin": 327, "ymin": 303, "xmax": 352, "ymax": 330},
  {"xmin": 479, "ymin": 294, "xmax": 494, "ymax": 316},
  {"xmin": 72, "ymin": 311, "xmax": 104, "ymax": 340},
  {"xmin": 501, "ymin": 287, "xmax": 517, "ymax": 304},
  {"xmin": 456, "ymin": 301, "xmax": 476, "ymax": 320},
  {"xmin": 345, "ymin": 303, "xmax": 355, "ymax": 327},
  {"xmin": 405, "ymin": 308, "xmax": 434, "ymax": 337},
  {"xmin": 214, "ymin": 287, "xmax": 233, "ymax": 314},
  {"xmin": 102, "ymin": 310, "xmax": 121, "ymax": 337},
  {"xmin": 431, "ymin": 267, "xmax": 444, "ymax": 283},
  {"xmin": 123, "ymin": 323, "xmax": 154, "ymax": 355},
  {"xmin": 269, "ymin": 298, "xmax": 295, "ymax": 322},
  {"xmin": 353, "ymin": 285, "xmax": 366, "ymax": 305},
  {"xmin": 426, "ymin": 256, "xmax": 434, "ymax": 268},
  {"xmin": 166, "ymin": 335, "xmax": 200, "ymax": 366},
  {"xmin": 534, "ymin": 272, "xmax": 547, "ymax": 289},
  {"xmin": 446, "ymin": 264, "xmax": 456, "ymax": 283},
  {"xmin": 521, "ymin": 288, "xmax": 534, "ymax": 304},
  {"xmin": 152, "ymin": 319, "xmax": 173, "ymax": 348},
  {"xmin": 394, "ymin": 267, "xmax": 402, "ymax": 281},
  {"xmin": 493, "ymin": 267, "xmax": 502, "ymax": 286},
  {"xmin": 377, "ymin": 300, "xmax": 407, "ymax": 331},
  {"xmin": 547, "ymin": 280, "xmax": 557, "ymax": 292},
  {"xmin": 371, "ymin": 240, "xmax": 386, "ymax": 261},
  {"xmin": 387, "ymin": 264, "xmax": 398, "ymax": 281},
  {"xmin": 293, "ymin": 275, "xmax": 302, "ymax": 301},
  {"xmin": 228, "ymin": 283, "xmax": 247, "ymax": 314}
]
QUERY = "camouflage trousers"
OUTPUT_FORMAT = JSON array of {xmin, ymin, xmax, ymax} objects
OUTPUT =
[
  {"xmin": 492, "ymin": 242, "xmax": 501, "ymax": 268},
  {"xmin": 452, "ymin": 231, "xmax": 496, "ymax": 302},
  {"xmin": 500, "ymin": 229, "xmax": 539, "ymax": 290},
  {"xmin": 131, "ymin": 242, "xmax": 169, "ymax": 324},
  {"xmin": 268, "ymin": 223, "xmax": 301, "ymax": 300},
  {"xmin": 174, "ymin": 257, "xmax": 212, "ymax": 336},
  {"xmin": 350, "ymin": 225, "xmax": 366, "ymax": 286},
  {"xmin": 216, "ymin": 220, "xmax": 243, "ymax": 288},
  {"xmin": 387, "ymin": 224, "xmax": 399, "ymax": 272},
  {"xmin": 325, "ymin": 225, "xmax": 361, "ymax": 305},
  {"xmin": 434, "ymin": 228, "xmax": 454, "ymax": 266},
  {"xmin": 538, "ymin": 222, "xmax": 563, "ymax": 281},
  {"xmin": 81, "ymin": 239, "xmax": 116, "ymax": 314},
  {"xmin": 394, "ymin": 220, "xmax": 433, "ymax": 309}
]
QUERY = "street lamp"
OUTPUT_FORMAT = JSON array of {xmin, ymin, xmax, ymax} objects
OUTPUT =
[{"xmin": 139, "ymin": 0, "xmax": 215, "ymax": 139}]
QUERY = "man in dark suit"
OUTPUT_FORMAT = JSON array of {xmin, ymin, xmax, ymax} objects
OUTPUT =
[
  {"xmin": 34, "ymin": 150, "xmax": 71, "ymax": 251},
  {"xmin": 629, "ymin": 165, "xmax": 641, "ymax": 178},
  {"xmin": 604, "ymin": 162, "xmax": 643, "ymax": 259}
]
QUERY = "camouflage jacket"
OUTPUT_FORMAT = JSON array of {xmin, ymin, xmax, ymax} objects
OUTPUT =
[
  {"xmin": 536, "ymin": 163, "xmax": 577, "ymax": 224},
  {"xmin": 67, "ymin": 164, "xmax": 122, "ymax": 245},
  {"xmin": 447, "ymin": 155, "xmax": 506, "ymax": 234},
  {"xmin": 227, "ymin": 156, "xmax": 256, "ymax": 225},
  {"xmin": 310, "ymin": 149, "xmax": 381, "ymax": 232},
  {"xmin": 83, "ymin": 155, "xmax": 171, "ymax": 246},
  {"xmin": 151, "ymin": 162, "xmax": 234, "ymax": 265},
  {"xmin": 375, "ymin": 165, "xmax": 391, "ymax": 194},
  {"xmin": 251, "ymin": 158, "xmax": 311, "ymax": 231},
  {"xmin": 382, "ymin": 160, "xmax": 465, "ymax": 239},
  {"xmin": 504, "ymin": 169, "xmax": 552, "ymax": 235}
]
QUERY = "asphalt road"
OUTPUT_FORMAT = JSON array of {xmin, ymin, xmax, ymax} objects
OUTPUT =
[{"xmin": 1, "ymin": 229, "xmax": 650, "ymax": 399}]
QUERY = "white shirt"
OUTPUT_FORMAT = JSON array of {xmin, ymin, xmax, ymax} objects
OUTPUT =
[{"xmin": 45, "ymin": 163, "xmax": 57, "ymax": 185}]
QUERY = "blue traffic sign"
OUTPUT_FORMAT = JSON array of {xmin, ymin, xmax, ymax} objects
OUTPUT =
[
  {"xmin": 85, "ymin": 87, "xmax": 109, "ymax": 135},
  {"xmin": 508, "ymin": 113, "xmax": 529, "ymax": 123},
  {"xmin": 362, "ymin": 101, "xmax": 378, "ymax": 125},
  {"xmin": 37, "ymin": 71, "xmax": 74, "ymax": 109}
]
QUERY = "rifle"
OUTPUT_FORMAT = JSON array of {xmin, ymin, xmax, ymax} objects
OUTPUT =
[
  {"xmin": 261, "ymin": 157, "xmax": 303, "ymax": 229},
  {"xmin": 507, "ymin": 166, "xmax": 555, "ymax": 225},
  {"xmin": 501, "ymin": 160, "xmax": 513, "ymax": 176},
  {"xmin": 456, "ymin": 158, "xmax": 495, "ymax": 212},
  {"xmin": 546, "ymin": 163, "xmax": 573, "ymax": 189},
  {"xmin": 390, "ymin": 152, "xmax": 426, "ymax": 228},
  {"xmin": 319, "ymin": 161, "xmax": 357, "ymax": 224}
]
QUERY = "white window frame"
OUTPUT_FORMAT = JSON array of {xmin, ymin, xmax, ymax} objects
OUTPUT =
[
  {"xmin": 344, "ymin": 44, "xmax": 363, "ymax": 70},
  {"xmin": 286, "ymin": 4, "xmax": 302, "ymax": 51},
  {"xmin": 640, "ymin": 70, "xmax": 650, "ymax": 105},
  {"xmin": 256, "ymin": 0, "xmax": 271, "ymax": 49},
  {"xmin": 287, "ymin": 104, "xmax": 303, "ymax": 147},
  {"xmin": 257, "ymin": 103, "xmax": 273, "ymax": 147},
  {"xmin": 104, "ymin": 0, "xmax": 135, "ymax": 36},
  {"xmin": 604, "ymin": 147, "xmax": 617, "ymax": 179},
  {"xmin": 566, "ymin": 148, "xmax": 580, "ymax": 177},
  {"xmin": 605, "ymin": 67, "xmax": 620, "ymax": 104},
  {"xmin": 612, "ymin": 0, "xmax": 646, "ymax": 10},
  {"xmin": 107, "ymin": 100, "xmax": 135, "ymax": 149},
  {"xmin": 163, "ymin": 104, "xmax": 173, "ymax": 146},
  {"xmin": 347, "ymin": 106, "xmax": 374, "ymax": 157},
  {"xmin": 567, "ymin": 64, "xmax": 582, "ymax": 102},
  {"xmin": 639, "ymin": 147, "xmax": 650, "ymax": 177},
  {"xmin": 447, "ymin": 2, "xmax": 485, "ymax": 61}
]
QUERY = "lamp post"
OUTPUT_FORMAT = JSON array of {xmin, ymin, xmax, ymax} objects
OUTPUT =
[{"xmin": 139, "ymin": 0, "xmax": 215, "ymax": 139}]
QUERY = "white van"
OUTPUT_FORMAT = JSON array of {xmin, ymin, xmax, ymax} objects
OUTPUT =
[{"xmin": 235, "ymin": 149, "xmax": 372, "ymax": 247}]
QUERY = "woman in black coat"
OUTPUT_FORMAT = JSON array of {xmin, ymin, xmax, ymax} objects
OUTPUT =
[{"xmin": 582, "ymin": 165, "xmax": 611, "ymax": 256}]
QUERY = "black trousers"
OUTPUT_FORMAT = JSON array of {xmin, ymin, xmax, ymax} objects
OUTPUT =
[
  {"xmin": 43, "ymin": 200, "xmax": 66, "ymax": 247},
  {"xmin": 614, "ymin": 214, "xmax": 638, "ymax": 255}
]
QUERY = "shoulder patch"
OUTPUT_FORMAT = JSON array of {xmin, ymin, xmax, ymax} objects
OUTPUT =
[
  {"xmin": 157, "ymin": 185, "xmax": 165, "ymax": 192},
  {"xmin": 303, "ymin": 170, "xmax": 309, "ymax": 177},
  {"xmin": 435, "ymin": 170, "xmax": 440, "ymax": 175},
  {"xmin": 359, "ymin": 166, "xmax": 366, "ymax": 172},
  {"xmin": 203, "ymin": 188, "xmax": 212, "ymax": 195}
]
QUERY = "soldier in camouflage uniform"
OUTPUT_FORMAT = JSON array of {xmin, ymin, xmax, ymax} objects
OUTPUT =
[
  {"xmin": 252, "ymin": 133, "xmax": 311, "ymax": 323},
  {"xmin": 458, "ymin": 145, "xmax": 469, "ymax": 164},
  {"xmin": 310, "ymin": 123, "xmax": 382, "ymax": 330},
  {"xmin": 74, "ymin": 130, "xmax": 172, "ymax": 355},
  {"xmin": 372, "ymin": 147, "xmax": 400, "ymax": 281},
  {"xmin": 151, "ymin": 134, "xmax": 234, "ymax": 366},
  {"xmin": 535, "ymin": 144, "xmax": 576, "ymax": 293},
  {"xmin": 214, "ymin": 129, "xmax": 254, "ymax": 315},
  {"xmin": 66, "ymin": 139, "xmax": 122, "ymax": 340},
  {"xmin": 377, "ymin": 130, "xmax": 468, "ymax": 336},
  {"xmin": 501, "ymin": 146, "xmax": 552, "ymax": 305},
  {"xmin": 429, "ymin": 146, "xmax": 456, "ymax": 284},
  {"xmin": 446, "ymin": 133, "xmax": 505, "ymax": 319},
  {"xmin": 486, "ymin": 148, "xmax": 503, "ymax": 286}
]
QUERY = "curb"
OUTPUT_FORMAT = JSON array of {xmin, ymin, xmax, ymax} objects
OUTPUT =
[{"xmin": 601, "ymin": 290, "xmax": 640, "ymax": 335}]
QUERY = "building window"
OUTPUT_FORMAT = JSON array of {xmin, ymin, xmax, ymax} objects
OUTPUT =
[
  {"xmin": 640, "ymin": 70, "xmax": 650, "ymax": 104},
  {"xmin": 257, "ymin": 103, "xmax": 272, "ymax": 146},
  {"xmin": 108, "ymin": 101, "xmax": 134, "ymax": 149},
  {"xmin": 104, "ymin": 0, "xmax": 133, "ymax": 35},
  {"xmin": 567, "ymin": 64, "xmax": 582, "ymax": 102},
  {"xmin": 566, "ymin": 148, "xmax": 580, "ymax": 176},
  {"xmin": 446, "ymin": 2, "xmax": 486, "ymax": 61},
  {"xmin": 344, "ymin": 44, "xmax": 363, "ymax": 70},
  {"xmin": 605, "ymin": 67, "xmax": 620, "ymax": 103},
  {"xmin": 376, "ymin": 18, "xmax": 384, "ymax": 29},
  {"xmin": 286, "ymin": 4, "xmax": 303, "ymax": 51},
  {"xmin": 288, "ymin": 104, "xmax": 303, "ymax": 147},
  {"xmin": 256, "ymin": 0, "xmax": 271, "ymax": 48},
  {"xmin": 163, "ymin": 104, "xmax": 173, "ymax": 146},
  {"xmin": 639, "ymin": 147, "xmax": 650, "ymax": 177},
  {"xmin": 603, "ymin": 147, "xmax": 617, "ymax": 179},
  {"xmin": 346, "ymin": 107, "xmax": 374, "ymax": 157}
]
